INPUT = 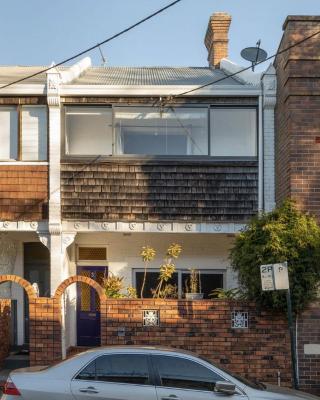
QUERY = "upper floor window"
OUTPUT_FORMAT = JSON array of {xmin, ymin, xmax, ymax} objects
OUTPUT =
[
  {"xmin": 65, "ymin": 107, "xmax": 112, "ymax": 156},
  {"xmin": 0, "ymin": 107, "xmax": 18, "ymax": 160},
  {"xmin": 114, "ymin": 107, "xmax": 208, "ymax": 156},
  {"xmin": 63, "ymin": 105, "xmax": 257, "ymax": 158},
  {"xmin": 0, "ymin": 105, "xmax": 47, "ymax": 161},
  {"xmin": 210, "ymin": 108, "xmax": 257, "ymax": 157}
]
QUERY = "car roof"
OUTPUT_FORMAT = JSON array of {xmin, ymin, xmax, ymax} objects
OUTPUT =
[{"xmin": 80, "ymin": 345, "xmax": 199, "ymax": 358}]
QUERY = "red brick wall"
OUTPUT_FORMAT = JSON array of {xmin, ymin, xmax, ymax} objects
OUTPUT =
[
  {"xmin": 275, "ymin": 16, "xmax": 320, "ymax": 216},
  {"xmin": 27, "ymin": 296, "xmax": 292, "ymax": 387},
  {"xmin": 0, "ymin": 300, "xmax": 11, "ymax": 368},
  {"xmin": 5, "ymin": 275, "xmax": 320, "ymax": 394},
  {"xmin": 102, "ymin": 299, "xmax": 292, "ymax": 387},
  {"xmin": 0, "ymin": 166, "xmax": 48, "ymax": 220},
  {"xmin": 297, "ymin": 302, "xmax": 320, "ymax": 395},
  {"xmin": 29, "ymin": 298, "xmax": 62, "ymax": 366}
]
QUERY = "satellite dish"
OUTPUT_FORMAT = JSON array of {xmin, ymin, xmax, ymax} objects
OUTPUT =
[{"xmin": 241, "ymin": 40, "xmax": 268, "ymax": 71}]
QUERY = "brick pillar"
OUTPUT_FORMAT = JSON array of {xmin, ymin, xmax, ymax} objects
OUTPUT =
[
  {"xmin": 274, "ymin": 16, "xmax": 320, "ymax": 216},
  {"xmin": 29, "ymin": 298, "xmax": 62, "ymax": 366},
  {"xmin": 204, "ymin": 12, "xmax": 231, "ymax": 68},
  {"xmin": 0, "ymin": 300, "xmax": 11, "ymax": 367}
]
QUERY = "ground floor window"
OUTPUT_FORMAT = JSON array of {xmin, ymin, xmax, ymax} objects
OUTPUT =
[{"xmin": 134, "ymin": 269, "xmax": 224, "ymax": 299}]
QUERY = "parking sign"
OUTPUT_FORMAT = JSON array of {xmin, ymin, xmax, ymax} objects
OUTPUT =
[
  {"xmin": 260, "ymin": 264, "xmax": 275, "ymax": 291},
  {"xmin": 260, "ymin": 262, "xmax": 289, "ymax": 291}
]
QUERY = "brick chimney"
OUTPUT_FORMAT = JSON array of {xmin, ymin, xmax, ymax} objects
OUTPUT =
[{"xmin": 205, "ymin": 12, "xmax": 232, "ymax": 68}]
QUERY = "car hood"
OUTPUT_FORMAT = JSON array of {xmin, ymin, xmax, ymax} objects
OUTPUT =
[{"xmin": 256, "ymin": 384, "xmax": 320, "ymax": 399}]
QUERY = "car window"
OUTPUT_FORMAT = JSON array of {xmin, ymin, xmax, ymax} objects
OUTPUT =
[
  {"xmin": 76, "ymin": 359, "xmax": 96, "ymax": 380},
  {"xmin": 75, "ymin": 354, "xmax": 150, "ymax": 385},
  {"xmin": 153, "ymin": 355, "xmax": 224, "ymax": 391}
]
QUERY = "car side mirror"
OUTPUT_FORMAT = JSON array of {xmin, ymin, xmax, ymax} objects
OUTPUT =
[{"xmin": 215, "ymin": 381, "xmax": 237, "ymax": 395}]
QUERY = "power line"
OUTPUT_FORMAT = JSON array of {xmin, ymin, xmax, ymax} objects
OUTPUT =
[
  {"xmin": 0, "ymin": 0, "xmax": 182, "ymax": 90},
  {"xmin": 154, "ymin": 28, "xmax": 320, "ymax": 158},
  {"xmin": 10, "ymin": 27, "xmax": 320, "ymax": 221},
  {"xmin": 163, "ymin": 28, "xmax": 320, "ymax": 101}
]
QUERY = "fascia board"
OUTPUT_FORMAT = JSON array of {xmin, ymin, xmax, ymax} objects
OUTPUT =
[
  {"xmin": 0, "ymin": 84, "xmax": 46, "ymax": 95},
  {"xmin": 60, "ymin": 84, "xmax": 261, "ymax": 97}
]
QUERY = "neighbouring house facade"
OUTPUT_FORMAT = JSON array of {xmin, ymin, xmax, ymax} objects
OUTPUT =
[
  {"xmin": 274, "ymin": 15, "xmax": 320, "ymax": 392},
  {"xmin": 0, "ymin": 12, "xmax": 277, "ymax": 350}
]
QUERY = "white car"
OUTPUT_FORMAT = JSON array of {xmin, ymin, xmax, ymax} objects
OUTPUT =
[{"xmin": 1, "ymin": 346, "xmax": 319, "ymax": 400}]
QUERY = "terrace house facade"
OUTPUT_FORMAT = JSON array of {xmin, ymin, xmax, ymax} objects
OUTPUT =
[{"xmin": 0, "ymin": 13, "xmax": 276, "ymax": 350}]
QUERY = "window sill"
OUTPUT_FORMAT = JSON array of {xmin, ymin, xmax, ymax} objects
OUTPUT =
[{"xmin": 61, "ymin": 155, "xmax": 258, "ymax": 164}]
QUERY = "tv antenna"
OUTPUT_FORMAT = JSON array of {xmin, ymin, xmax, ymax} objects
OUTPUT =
[
  {"xmin": 240, "ymin": 40, "xmax": 267, "ymax": 71},
  {"xmin": 98, "ymin": 45, "xmax": 107, "ymax": 67}
]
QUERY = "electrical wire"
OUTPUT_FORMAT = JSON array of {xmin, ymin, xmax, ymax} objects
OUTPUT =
[
  {"xmin": 7, "ymin": 25, "xmax": 320, "ymax": 220},
  {"xmin": 0, "ymin": 0, "xmax": 182, "ymax": 90},
  {"xmin": 154, "ymin": 28, "xmax": 320, "ymax": 152},
  {"xmin": 163, "ymin": 28, "xmax": 320, "ymax": 101}
]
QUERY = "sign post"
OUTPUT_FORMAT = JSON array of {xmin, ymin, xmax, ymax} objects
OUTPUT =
[{"xmin": 260, "ymin": 262, "xmax": 298, "ymax": 390}]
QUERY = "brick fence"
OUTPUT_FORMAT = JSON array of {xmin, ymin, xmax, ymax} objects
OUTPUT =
[
  {"xmin": 0, "ymin": 300, "xmax": 11, "ymax": 367},
  {"xmin": 297, "ymin": 303, "xmax": 320, "ymax": 395},
  {"xmin": 102, "ymin": 299, "xmax": 292, "ymax": 386},
  {"xmin": 1, "ymin": 274, "xmax": 320, "ymax": 394}
]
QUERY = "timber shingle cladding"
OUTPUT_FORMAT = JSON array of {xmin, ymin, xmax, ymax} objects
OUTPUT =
[{"xmin": 61, "ymin": 161, "xmax": 258, "ymax": 222}]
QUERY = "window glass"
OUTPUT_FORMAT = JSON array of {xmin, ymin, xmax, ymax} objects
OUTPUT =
[
  {"xmin": 135, "ymin": 271, "xmax": 178, "ymax": 298},
  {"xmin": 0, "ymin": 107, "xmax": 18, "ymax": 160},
  {"xmin": 182, "ymin": 272, "xmax": 223, "ymax": 299},
  {"xmin": 95, "ymin": 354, "xmax": 150, "ymax": 385},
  {"xmin": 154, "ymin": 355, "xmax": 223, "ymax": 391},
  {"xmin": 115, "ymin": 107, "xmax": 208, "ymax": 156},
  {"xmin": 21, "ymin": 106, "xmax": 47, "ymax": 160},
  {"xmin": 65, "ymin": 107, "xmax": 112, "ymax": 155},
  {"xmin": 76, "ymin": 360, "xmax": 96, "ymax": 381},
  {"xmin": 210, "ymin": 108, "xmax": 257, "ymax": 157}
]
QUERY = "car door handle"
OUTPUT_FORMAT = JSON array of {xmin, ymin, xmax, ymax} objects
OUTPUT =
[
  {"xmin": 161, "ymin": 396, "xmax": 179, "ymax": 400},
  {"xmin": 79, "ymin": 386, "xmax": 99, "ymax": 394}
]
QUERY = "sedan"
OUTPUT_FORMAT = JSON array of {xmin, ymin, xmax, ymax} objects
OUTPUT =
[{"xmin": 1, "ymin": 346, "xmax": 319, "ymax": 400}]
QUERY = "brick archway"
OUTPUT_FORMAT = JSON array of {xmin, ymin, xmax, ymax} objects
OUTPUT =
[
  {"xmin": 0, "ymin": 274, "xmax": 37, "ymax": 300},
  {"xmin": 54, "ymin": 275, "xmax": 106, "ymax": 301}
]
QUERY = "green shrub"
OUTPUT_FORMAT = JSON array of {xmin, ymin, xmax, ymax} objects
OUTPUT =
[{"xmin": 230, "ymin": 200, "xmax": 320, "ymax": 313}]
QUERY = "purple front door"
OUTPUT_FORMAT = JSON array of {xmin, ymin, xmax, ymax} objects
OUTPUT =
[{"xmin": 77, "ymin": 266, "xmax": 107, "ymax": 347}]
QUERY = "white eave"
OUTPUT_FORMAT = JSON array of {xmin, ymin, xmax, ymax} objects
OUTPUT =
[
  {"xmin": 0, "ymin": 82, "xmax": 261, "ymax": 97},
  {"xmin": 59, "ymin": 84, "xmax": 261, "ymax": 97},
  {"xmin": 0, "ymin": 83, "xmax": 46, "ymax": 95}
]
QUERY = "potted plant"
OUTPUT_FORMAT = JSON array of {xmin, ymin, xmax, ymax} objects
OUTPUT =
[{"xmin": 185, "ymin": 268, "xmax": 203, "ymax": 300}]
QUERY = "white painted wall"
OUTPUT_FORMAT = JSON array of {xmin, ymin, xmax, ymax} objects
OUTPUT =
[
  {"xmin": 75, "ymin": 231, "xmax": 236, "ymax": 287},
  {"xmin": 63, "ymin": 231, "xmax": 237, "ymax": 348}
]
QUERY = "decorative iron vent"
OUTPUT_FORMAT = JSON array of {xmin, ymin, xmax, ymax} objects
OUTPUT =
[
  {"xmin": 143, "ymin": 310, "xmax": 160, "ymax": 327},
  {"xmin": 231, "ymin": 311, "xmax": 249, "ymax": 329}
]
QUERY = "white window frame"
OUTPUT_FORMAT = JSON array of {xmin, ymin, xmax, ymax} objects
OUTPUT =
[
  {"xmin": 62, "ymin": 104, "xmax": 258, "ymax": 160},
  {"xmin": 64, "ymin": 105, "xmax": 113, "ymax": 156},
  {"xmin": 21, "ymin": 105, "xmax": 48, "ymax": 161},
  {"xmin": 0, "ymin": 105, "xmax": 48, "ymax": 162},
  {"xmin": 0, "ymin": 106, "xmax": 18, "ymax": 161}
]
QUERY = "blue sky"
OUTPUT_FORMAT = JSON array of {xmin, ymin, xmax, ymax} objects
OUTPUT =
[{"xmin": 0, "ymin": 0, "xmax": 319, "ymax": 70}]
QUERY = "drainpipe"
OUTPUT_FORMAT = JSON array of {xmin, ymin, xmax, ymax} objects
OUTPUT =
[{"xmin": 258, "ymin": 94, "xmax": 264, "ymax": 212}]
